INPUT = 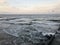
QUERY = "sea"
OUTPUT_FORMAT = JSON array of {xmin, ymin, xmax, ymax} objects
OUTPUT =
[
  {"xmin": 0, "ymin": 14, "xmax": 60, "ymax": 45},
  {"xmin": 0, "ymin": 14, "xmax": 60, "ymax": 35},
  {"xmin": 0, "ymin": 14, "xmax": 60, "ymax": 18}
]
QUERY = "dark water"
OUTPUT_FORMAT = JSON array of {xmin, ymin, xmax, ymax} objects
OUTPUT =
[{"xmin": 0, "ymin": 14, "xmax": 60, "ymax": 18}]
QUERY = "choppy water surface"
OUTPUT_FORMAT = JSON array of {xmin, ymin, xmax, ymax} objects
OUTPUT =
[{"xmin": 0, "ymin": 14, "xmax": 60, "ymax": 45}]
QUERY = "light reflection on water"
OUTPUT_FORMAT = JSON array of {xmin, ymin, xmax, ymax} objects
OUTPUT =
[{"xmin": 0, "ymin": 17, "xmax": 59, "ymax": 37}]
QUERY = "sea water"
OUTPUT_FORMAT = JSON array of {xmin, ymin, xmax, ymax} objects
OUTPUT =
[{"xmin": 0, "ymin": 14, "xmax": 60, "ymax": 45}]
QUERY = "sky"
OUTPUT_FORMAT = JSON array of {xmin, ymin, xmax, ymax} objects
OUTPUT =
[{"xmin": 0, "ymin": 0, "xmax": 60, "ymax": 14}]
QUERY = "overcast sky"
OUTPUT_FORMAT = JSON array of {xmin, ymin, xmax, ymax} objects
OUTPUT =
[{"xmin": 0, "ymin": 0, "xmax": 60, "ymax": 14}]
